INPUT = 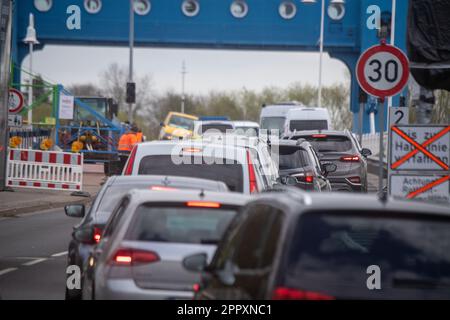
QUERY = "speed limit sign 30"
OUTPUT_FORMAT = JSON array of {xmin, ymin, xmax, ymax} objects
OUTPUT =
[{"xmin": 356, "ymin": 43, "xmax": 409, "ymax": 99}]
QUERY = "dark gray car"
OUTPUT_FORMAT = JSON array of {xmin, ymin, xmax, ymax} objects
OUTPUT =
[
  {"xmin": 64, "ymin": 175, "xmax": 228, "ymax": 300},
  {"xmin": 273, "ymin": 140, "xmax": 335, "ymax": 192},
  {"xmin": 185, "ymin": 190, "xmax": 450, "ymax": 300},
  {"xmin": 284, "ymin": 130, "xmax": 372, "ymax": 192}
]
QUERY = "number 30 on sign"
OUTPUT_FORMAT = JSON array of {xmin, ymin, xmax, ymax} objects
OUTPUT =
[{"xmin": 356, "ymin": 42, "xmax": 409, "ymax": 99}]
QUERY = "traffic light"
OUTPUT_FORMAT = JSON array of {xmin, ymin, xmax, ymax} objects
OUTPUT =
[{"xmin": 126, "ymin": 82, "xmax": 136, "ymax": 104}]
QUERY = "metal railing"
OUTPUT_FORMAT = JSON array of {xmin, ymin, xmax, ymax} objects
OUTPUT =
[{"xmin": 362, "ymin": 132, "xmax": 388, "ymax": 163}]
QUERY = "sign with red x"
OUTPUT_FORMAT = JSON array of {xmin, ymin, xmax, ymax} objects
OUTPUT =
[
  {"xmin": 390, "ymin": 125, "xmax": 450, "ymax": 171},
  {"xmin": 390, "ymin": 175, "xmax": 450, "ymax": 203}
]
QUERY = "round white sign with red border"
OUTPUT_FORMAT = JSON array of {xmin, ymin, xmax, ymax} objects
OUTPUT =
[
  {"xmin": 8, "ymin": 88, "xmax": 25, "ymax": 113},
  {"xmin": 356, "ymin": 43, "xmax": 409, "ymax": 99}
]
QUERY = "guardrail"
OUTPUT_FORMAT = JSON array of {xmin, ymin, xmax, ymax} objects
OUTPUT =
[{"xmin": 361, "ymin": 132, "xmax": 388, "ymax": 163}]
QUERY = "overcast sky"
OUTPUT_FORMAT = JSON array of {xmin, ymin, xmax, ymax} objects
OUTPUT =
[{"xmin": 24, "ymin": 45, "xmax": 349, "ymax": 95}]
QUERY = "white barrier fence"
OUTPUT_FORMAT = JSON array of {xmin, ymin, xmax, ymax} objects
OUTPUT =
[
  {"xmin": 7, "ymin": 149, "xmax": 84, "ymax": 192},
  {"xmin": 361, "ymin": 132, "xmax": 388, "ymax": 162}
]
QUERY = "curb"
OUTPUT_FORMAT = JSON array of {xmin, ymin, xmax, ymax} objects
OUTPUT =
[{"xmin": 0, "ymin": 197, "xmax": 94, "ymax": 218}]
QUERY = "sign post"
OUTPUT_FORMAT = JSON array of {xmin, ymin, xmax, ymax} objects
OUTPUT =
[
  {"xmin": 356, "ymin": 41, "xmax": 410, "ymax": 194},
  {"xmin": 0, "ymin": 1, "xmax": 12, "ymax": 192}
]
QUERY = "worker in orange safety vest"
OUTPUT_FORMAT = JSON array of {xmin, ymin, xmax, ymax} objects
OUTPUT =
[{"xmin": 118, "ymin": 125, "xmax": 139, "ymax": 151}]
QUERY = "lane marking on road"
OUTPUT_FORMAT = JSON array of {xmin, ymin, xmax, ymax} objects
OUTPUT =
[
  {"xmin": 22, "ymin": 258, "xmax": 48, "ymax": 266},
  {"xmin": 51, "ymin": 251, "xmax": 68, "ymax": 257},
  {"xmin": 0, "ymin": 268, "xmax": 18, "ymax": 276}
]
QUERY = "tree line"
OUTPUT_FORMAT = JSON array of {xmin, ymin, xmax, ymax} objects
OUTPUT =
[{"xmin": 67, "ymin": 63, "xmax": 449, "ymax": 140}]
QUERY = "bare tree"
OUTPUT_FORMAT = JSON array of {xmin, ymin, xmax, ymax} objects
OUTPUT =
[{"xmin": 98, "ymin": 63, "xmax": 154, "ymax": 123}]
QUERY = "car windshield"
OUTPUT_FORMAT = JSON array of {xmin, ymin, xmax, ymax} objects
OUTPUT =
[
  {"xmin": 303, "ymin": 136, "xmax": 353, "ymax": 153},
  {"xmin": 286, "ymin": 212, "xmax": 450, "ymax": 299},
  {"xmin": 290, "ymin": 120, "xmax": 328, "ymax": 131},
  {"xmin": 261, "ymin": 117, "xmax": 285, "ymax": 132},
  {"xmin": 138, "ymin": 155, "xmax": 244, "ymax": 192},
  {"xmin": 169, "ymin": 115, "xmax": 195, "ymax": 131},
  {"xmin": 125, "ymin": 205, "xmax": 237, "ymax": 244}
]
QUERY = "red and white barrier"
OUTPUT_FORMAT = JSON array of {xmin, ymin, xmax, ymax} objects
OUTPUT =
[{"xmin": 7, "ymin": 149, "xmax": 83, "ymax": 192}]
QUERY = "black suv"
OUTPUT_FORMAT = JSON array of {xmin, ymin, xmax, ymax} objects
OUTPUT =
[
  {"xmin": 273, "ymin": 140, "xmax": 335, "ymax": 192},
  {"xmin": 284, "ymin": 130, "xmax": 372, "ymax": 192},
  {"xmin": 184, "ymin": 190, "xmax": 450, "ymax": 300}
]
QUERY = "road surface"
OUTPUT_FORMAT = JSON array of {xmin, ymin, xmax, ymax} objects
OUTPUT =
[{"xmin": 0, "ymin": 208, "xmax": 81, "ymax": 300}]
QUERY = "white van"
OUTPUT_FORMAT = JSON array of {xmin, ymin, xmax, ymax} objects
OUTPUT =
[
  {"xmin": 284, "ymin": 108, "xmax": 332, "ymax": 137},
  {"xmin": 259, "ymin": 102, "xmax": 304, "ymax": 135}
]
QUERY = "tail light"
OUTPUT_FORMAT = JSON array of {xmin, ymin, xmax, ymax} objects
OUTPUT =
[
  {"xmin": 93, "ymin": 227, "xmax": 103, "ymax": 243},
  {"xmin": 272, "ymin": 287, "xmax": 335, "ymax": 300},
  {"xmin": 312, "ymin": 134, "xmax": 328, "ymax": 138},
  {"xmin": 246, "ymin": 150, "xmax": 258, "ymax": 194},
  {"xmin": 123, "ymin": 145, "xmax": 138, "ymax": 175},
  {"xmin": 347, "ymin": 176, "xmax": 362, "ymax": 184},
  {"xmin": 111, "ymin": 248, "xmax": 160, "ymax": 266},
  {"xmin": 186, "ymin": 201, "xmax": 221, "ymax": 208},
  {"xmin": 293, "ymin": 173, "xmax": 314, "ymax": 184},
  {"xmin": 340, "ymin": 155, "xmax": 360, "ymax": 162},
  {"xmin": 150, "ymin": 186, "xmax": 178, "ymax": 191}
]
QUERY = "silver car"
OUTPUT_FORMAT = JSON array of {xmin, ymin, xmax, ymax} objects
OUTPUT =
[{"xmin": 83, "ymin": 189, "xmax": 249, "ymax": 300}]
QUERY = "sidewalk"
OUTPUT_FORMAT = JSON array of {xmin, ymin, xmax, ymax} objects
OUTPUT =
[{"xmin": 0, "ymin": 165, "xmax": 105, "ymax": 217}]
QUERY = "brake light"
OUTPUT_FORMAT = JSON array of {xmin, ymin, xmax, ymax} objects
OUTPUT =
[
  {"xmin": 347, "ymin": 176, "xmax": 361, "ymax": 184},
  {"xmin": 124, "ymin": 145, "xmax": 138, "ymax": 175},
  {"xmin": 340, "ymin": 155, "xmax": 360, "ymax": 162},
  {"xmin": 186, "ymin": 201, "xmax": 221, "ymax": 208},
  {"xmin": 150, "ymin": 186, "xmax": 177, "ymax": 191},
  {"xmin": 294, "ymin": 173, "xmax": 314, "ymax": 184},
  {"xmin": 193, "ymin": 283, "xmax": 200, "ymax": 293},
  {"xmin": 312, "ymin": 134, "xmax": 328, "ymax": 138},
  {"xmin": 272, "ymin": 287, "xmax": 335, "ymax": 300},
  {"xmin": 247, "ymin": 150, "xmax": 258, "ymax": 193},
  {"xmin": 93, "ymin": 227, "xmax": 103, "ymax": 243},
  {"xmin": 182, "ymin": 148, "xmax": 202, "ymax": 153},
  {"xmin": 111, "ymin": 248, "xmax": 160, "ymax": 266}
]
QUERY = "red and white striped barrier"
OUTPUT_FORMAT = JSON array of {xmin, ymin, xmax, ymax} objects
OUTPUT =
[{"xmin": 7, "ymin": 149, "xmax": 83, "ymax": 192}]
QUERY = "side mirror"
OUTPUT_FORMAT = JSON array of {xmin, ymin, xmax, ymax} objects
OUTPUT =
[
  {"xmin": 183, "ymin": 253, "xmax": 208, "ymax": 273},
  {"xmin": 323, "ymin": 163, "xmax": 337, "ymax": 175},
  {"xmin": 65, "ymin": 204, "xmax": 85, "ymax": 218},
  {"xmin": 361, "ymin": 148, "xmax": 372, "ymax": 158}
]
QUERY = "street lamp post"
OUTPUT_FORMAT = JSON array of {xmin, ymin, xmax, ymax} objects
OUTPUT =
[
  {"xmin": 128, "ymin": 0, "xmax": 134, "ymax": 124},
  {"xmin": 23, "ymin": 13, "xmax": 39, "ymax": 128},
  {"xmin": 302, "ymin": 0, "xmax": 345, "ymax": 109},
  {"xmin": 181, "ymin": 61, "xmax": 187, "ymax": 114}
]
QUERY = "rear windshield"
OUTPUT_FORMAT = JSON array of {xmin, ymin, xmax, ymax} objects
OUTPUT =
[
  {"xmin": 234, "ymin": 127, "xmax": 259, "ymax": 137},
  {"xmin": 126, "ymin": 205, "xmax": 237, "ymax": 244},
  {"xmin": 290, "ymin": 120, "xmax": 328, "ymax": 132},
  {"xmin": 138, "ymin": 155, "xmax": 243, "ymax": 192},
  {"xmin": 201, "ymin": 124, "xmax": 233, "ymax": 134},
  {"xmin": 303, "ymin": 136, "xmax": 353, "ymax": 153},
  {"xmin": 286, "ymin": 212, "xmax": 450, "ymax": 299},
  {"xmin": 278, "ymin": 150, "xmax": 310, "ymax": 170}
]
